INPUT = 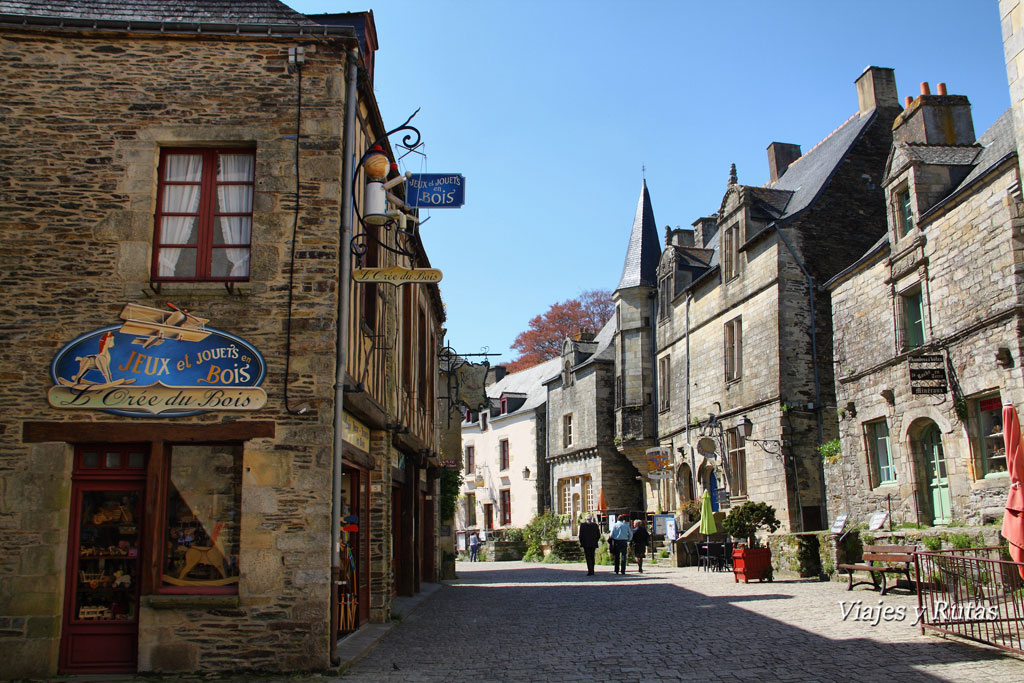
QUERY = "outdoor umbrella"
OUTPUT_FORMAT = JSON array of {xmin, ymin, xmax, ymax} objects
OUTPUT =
[
  {"xmin": 597, "ymin": 487, "xmax": 607, "ymax": 512},
  {"xmin": 1002, "ymin": 402, "xmax": 1024, "ymax": 579},
  {"xmin": 699, "ymin": 489, "xmax": 717, "ymax": 538}
]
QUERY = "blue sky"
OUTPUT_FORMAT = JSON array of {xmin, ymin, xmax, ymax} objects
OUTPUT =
[{"xmin": 288, "ymin": 0, "xmax": 1010, "ymax": 365}]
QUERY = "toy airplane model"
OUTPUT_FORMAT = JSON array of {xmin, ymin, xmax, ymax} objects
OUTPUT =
[{"xmin": 119, "ymin": 302, "xmax": 210, "ymax": 348}]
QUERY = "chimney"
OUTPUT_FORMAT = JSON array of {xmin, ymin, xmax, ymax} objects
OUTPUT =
[
  {"xmin": 855, "ymin": 66, "xmax": 899, "ymax": 114},
  {"xmin": 665, "ymin": 225, "xmax": 695, "ymax": 247},
  {"xmin": 767, "ymin": 142, "xmax": 802, "ymax": 183},
  {"xmin": 893, "ymin": 81, "xmax": 975, "ymax": 146},
  {"xmin": 486, "ymin": 365, "xmax": 507, "ymax": 386},
  {"xmin": 573, "ymin": 331, "xmax": 596, "ymax": 342},
  {"xmin": 691, "ymin": 215, "xmax": 718, "ymax": 249}
]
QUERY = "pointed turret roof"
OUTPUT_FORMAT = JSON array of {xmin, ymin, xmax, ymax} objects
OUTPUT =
[{"xmin": 616, "ymin": 180, "xmax": 662, "ymax": 290}]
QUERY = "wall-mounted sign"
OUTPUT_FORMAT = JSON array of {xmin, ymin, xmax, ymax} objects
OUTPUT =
[
  {"xmin": 696, "ymin": 436, "xmax": 717, "ymax": 458},
  {"xmin": 342, "ymin": 411, "xmax": 370, "ymax": 453},
  {"xmin": 406, "ymin": 173, "xmax": 465, "ymax": 209},
  {"xmin": 441, "ymin": 459, "xmax": 460, "ymax": 469},
  {"xmin": 868, "ymin": 510, "xmax": 889, "ymax": 531},
  {"xmin": 48, "ymin": 303, "xmax": 266, "ymax": 417},
  {"xmin": 909, "ymin": 354, "xmax": 947, "ymax": 395},
  {"xmin": 352, "ymin": 266, "xmax": 443, "ymax": 284},
  {"xmin": 646, "ymin": 447, "xmax": 672, "ymax": 479}
]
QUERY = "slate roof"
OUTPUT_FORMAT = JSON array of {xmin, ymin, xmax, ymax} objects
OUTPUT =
[
  {"xmin": 953, "ymin": 108, "xmax": 1015, "ymax": 191},
  {"xmin": 0, "ymin": 0, "xmax": 317, "ymax": 25},
  {"xmin": 616, "ymin": 180, "xmax": 662, "ymax": 290},
  {"xmin": 486, "ymin": 356, "xmax": 561, "ymax": 414},
  {"xmin": 767, "ymin": 110, "xmax": 876, "ymax": 220}
]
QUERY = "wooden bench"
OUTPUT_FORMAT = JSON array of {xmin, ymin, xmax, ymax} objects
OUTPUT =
[{"xmin": 837, "ymin": 544, "xmax": 915, "ymax": 595}]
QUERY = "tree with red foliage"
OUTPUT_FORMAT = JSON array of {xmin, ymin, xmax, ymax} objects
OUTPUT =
[{"xmin": 505, "ymin": 290, "xmax": 613, "ymax": 373}]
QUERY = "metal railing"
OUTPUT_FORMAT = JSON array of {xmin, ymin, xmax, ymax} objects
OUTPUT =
[{"xmin": 914, "ymin": 547, "xmax": 1024, "ymax": 655}]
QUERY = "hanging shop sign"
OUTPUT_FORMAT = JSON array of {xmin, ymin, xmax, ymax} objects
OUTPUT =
[
  {"xmin": 696, "ymin": 436, "xmax": 717, "ymax": 458},
  {"xmin": 646, "ymin": 447, "xmax": 672, "ymax": 479},
  {"xmin": 351, "ymin": 266, "xmax": 443, "ymax": 284},
  {"xmin": 48, "ymin": 302, "xmax": 266, "ymax": 417},
  {"xmin": 406, "ymin": 173, "xmax": 466, "ymax": 209},
  {"xmin": 908, "ymin": 354, "xmax": 947, "ymax": 395}
]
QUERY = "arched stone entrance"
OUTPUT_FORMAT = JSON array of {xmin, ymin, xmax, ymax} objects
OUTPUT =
[{"xmin": 910, "ymin": 420, "xmax": 951, "ymax": 525}]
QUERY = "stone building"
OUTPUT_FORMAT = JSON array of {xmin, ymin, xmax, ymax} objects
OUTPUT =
[
  {"xmin": 655, "ymin": 67, "xmax": 903, "ymax": 533},
  {"xmin": 0, "ymin": 1, "xmax": 445, "ymax": 677},
  {"xmin": 825, "ymin": 82, "xmax": 1019, "ymax": 527},
  {"xmin": 457, "ymin": 359, "xmax": 556, "ymax": 543}
]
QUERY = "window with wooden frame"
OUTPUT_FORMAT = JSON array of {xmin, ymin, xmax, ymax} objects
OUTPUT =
[
  {"xmin": 658, "ymin": 275, "xmax": 673, "ymax": 321},
  {"xmin": 499, "ymin": 439, "xmax": 510, "ymax": 471},
  {"xmin": 658, "ymin": 355, "xmax": 671, "ymax": 412},
  {"xmin": 725, "ymin": 429, "xmax": 747, "ymax": 497},
  {"xmin": 563, "ymin": 414, "xmax": 573, "ymax": 448},
  {"xmin": 897, "ymin": 188, "xmax": 914, "ymax": 236},
  {"xmin": 974, "ymin": 395, "xmax": 1007, "ymax": 477},
  {"xmin": 360, "ymin": 224, "xmax": 380, "ymax": 331},
  {"xmin": 865, "ymin": 420, "xmax": 896, "ymax": 486},
  {"xmin": 464, "ymin": 445, "xmax": 475, "ymax": 474},
  {"xmin": 500, "ymin": 489, "xmax": 511, "ymax": 526},
  {"xmin": 417, "ymin": 306, "xmax": 427, "ymax": 409},
  {"xmin": 465, "ymin": 493, "xmax": 476, "ymax": 527},
  {"xmin": 897, "ymin": 285, "xmax": 925, "ymax": 351},
  {"xmin": 722, "ymin": 223, "xmax": 741, "ymax": 281},
  {"xmin": 724, "ymin": 317, "xmax": 743, "ymax": 382},
  {"xmin": 153, "ymin": 148, "xmax": 255, "ymax": 282},
  {"xmin": 500, "ymin": 396, "xmax": 508, "ymax": 414}
]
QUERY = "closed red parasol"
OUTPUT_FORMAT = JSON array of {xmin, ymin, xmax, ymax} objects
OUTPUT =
[
  {"xmin": 1001, "ymin": 402, "xmax": 1024, "ymax": 579},
  {"xmin": 597, "ymin": 488, "xmax": 607, "ymax": 512}
]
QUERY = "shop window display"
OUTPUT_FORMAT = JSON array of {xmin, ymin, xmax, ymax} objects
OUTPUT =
[
  {"xmin": 976, "ymin": 396, "xmax": 1007, "ymax": 476},
  {"xmin": 75, "ymin": 490, "xmax": 142, "ymax": 621},
  {"xmin": 161, "ymin": 444, "xmax": 241, "ymax": 590}
]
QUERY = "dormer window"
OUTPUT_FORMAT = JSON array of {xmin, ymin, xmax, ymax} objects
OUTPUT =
[
  {"xmin": 480, "ymin": 411, "xmax": 488, "ymax": 430},
  {"xmin": 722, "ymin": 223, "xmax": 741, "ymax": 281},
  {"xmin": 897, "ymin": 188, "xmax": 914, "ymax": 236},
  {"xmin": 500, "ymin": 396, "xmax": 508, "ymax": 414}
]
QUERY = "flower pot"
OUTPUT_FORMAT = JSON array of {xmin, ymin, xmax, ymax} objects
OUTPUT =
[{"xmin": 732, "ymin": 547, "xmax": 773, "ymax": 583}]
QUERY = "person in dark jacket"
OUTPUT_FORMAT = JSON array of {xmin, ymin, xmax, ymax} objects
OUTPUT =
[
  {"xmin": 578, "ymin": 514, "xmax": 601, "ymax": 575},
  {"xmin": 631, "ymin": 520, "xmax": 651, "ymax": 573}
]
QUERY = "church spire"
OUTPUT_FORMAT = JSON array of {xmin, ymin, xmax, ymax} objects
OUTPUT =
[{"xmin": 616, "ymin": 179, "xmax": 662, "ymax": 290}]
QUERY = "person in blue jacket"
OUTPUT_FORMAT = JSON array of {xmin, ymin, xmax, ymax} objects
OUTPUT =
[{"xmin": 608, "ymin": 515, "xmax": 633, "ymax": 574}]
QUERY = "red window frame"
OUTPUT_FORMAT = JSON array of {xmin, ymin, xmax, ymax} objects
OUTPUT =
[
  {"xmin": 499, "ymin": 439, "xmax": 509, "ymax": 471},
  {"xmin": 500, "ymin": 489, "xmax": 511, "ymax": 526},
  {"xmin": 152, "ymin": 147, "xmax": 255, "ymax": 282}
]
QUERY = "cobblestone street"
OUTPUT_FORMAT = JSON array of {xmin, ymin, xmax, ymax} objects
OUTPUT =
[{"xmin": 339, "ymin": 560, "xmax": 1023, "ymax": 682}]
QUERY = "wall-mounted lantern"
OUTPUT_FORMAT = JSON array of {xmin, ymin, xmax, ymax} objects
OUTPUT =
[{"xmin": 522, "ymin": 466, "xmax": 531, "ymax": 480}]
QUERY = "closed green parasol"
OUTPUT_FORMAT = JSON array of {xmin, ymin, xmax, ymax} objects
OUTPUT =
[{"xmin": 699, "ymin": 489, "xmax": 717, "ymax": 537}]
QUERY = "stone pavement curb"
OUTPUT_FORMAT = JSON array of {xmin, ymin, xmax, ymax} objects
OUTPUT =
[{"xmin": 334, "ymin": 581, "xmax": 443, "ymax": 675}]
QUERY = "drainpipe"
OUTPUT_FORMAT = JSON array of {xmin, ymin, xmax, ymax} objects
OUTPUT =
[
  {"xmin": 685, "ymin": 292, "xmax": 696, "ymax": 500},
  {"xmin": 331, "ymin": 46, "xmax": 359, "ymax": 667},
  {"xmin": 648, "ymin": 290, "xmax": 658, "ymax": 512},
  {"xmin": 772, "ymin": 222, "xmax": 827, "ymax": 526}
]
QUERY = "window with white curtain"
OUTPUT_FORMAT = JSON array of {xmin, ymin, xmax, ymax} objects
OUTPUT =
[{"xmin": 153, "ymin": 148, "xmax": 255, "ymax": 281}]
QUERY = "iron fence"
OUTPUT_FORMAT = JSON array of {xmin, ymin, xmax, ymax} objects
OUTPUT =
[{"xmin": 914, "ymin": 546, "xmax": 1024, "ymax": 655}]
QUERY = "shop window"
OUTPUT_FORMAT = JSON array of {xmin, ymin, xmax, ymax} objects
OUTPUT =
[
  {"xmin": 726, "ymin": 429, "xmax": 747, "ymax": 497},
  {"xmin": 898, "ymin": 286, "xmax": 925, "ymax": 351},
  {"xmin": 500, "ymin": 489, "xmax": 511, "ymax": 526},
  {"xmin": 465, "ymin": 493, "xmax": 476, "ymax": 527},
  {"xmin": 161, "ymin": 444, "xmax": 242, "ymax": 593},
  {"xmin": 866, "ymin": 420, "xmax": 896, "ymax": 486},
  {"xmin": 153, "ymin": 148, "xmax": 254, "ymax": 282},
  {"xmin": 975, "ymin": 396, "xmax": 1008, "ymax": 476},
  {"xmin": 725, "ymin": 317, "xmax": 742, "ymax": 382},
  {"xmin": 499, "ymin": 439, "xmax": 509, "ymax": 471}
]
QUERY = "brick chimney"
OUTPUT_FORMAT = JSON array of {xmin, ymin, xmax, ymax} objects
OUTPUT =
[
  {"xmin": 691, "ymin": 216, "xmax": 718, "ymax": 249},
  {"xmin": 892, "ymin": 81, "xmax": 975, "ymax": 146},
  {"xmin": 767, "ymin": 142, "xmax": 802, "ymax": 183},
  {"xmin": 855, "ymin": 66, "xmax": 900, "ymax": 115}
]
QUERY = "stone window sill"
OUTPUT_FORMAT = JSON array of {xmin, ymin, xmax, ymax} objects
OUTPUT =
[
  {"xmin": 132, "ymin": 280, "xmax": 266, "ymax": 297},
  {"xmin": 971, "ymin": 473, "xmax": 1009, "ymax": 491},
  {"xmin": 143, "ymin": 594, "xmax": 240, "ymax": 610}
]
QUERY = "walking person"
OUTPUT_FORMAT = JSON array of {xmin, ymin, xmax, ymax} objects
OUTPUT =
[
  {"xmin": 631, "ymin": 520, "xmax": 651, "ymax": 573},
  {"xmin": 578, "ymin": 514, "xmax": 601, "ymax": 576},
  {"xmin": 469, "ymin": 531, "xmax": 480, "ymax": 562},
  {"xmin": 609, "ymin": 515, "xmax": 633, "ymax": 574}
]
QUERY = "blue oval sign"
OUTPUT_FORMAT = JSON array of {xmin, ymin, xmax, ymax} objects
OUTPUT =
[{"xmin": 49, "ymin": 307, "xmax": 267, "ymax": 417}]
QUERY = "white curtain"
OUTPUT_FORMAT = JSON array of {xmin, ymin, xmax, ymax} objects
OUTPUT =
[
  {"xmin": 158, "ymin": 154, "xmax": 203, "ymax": 277},
  {"xmin": 216, "ymin": 154, "xmax": 254, "ymax": 278}
]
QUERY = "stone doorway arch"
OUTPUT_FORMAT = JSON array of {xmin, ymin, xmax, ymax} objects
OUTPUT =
[{"xmin": 908, "ymin": 418, "xmax": 951, "ymax": 525}]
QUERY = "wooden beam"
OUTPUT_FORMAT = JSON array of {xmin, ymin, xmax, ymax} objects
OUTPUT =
[{"xmin": 23, "ymin": 421, "xmax": 275, "ymax": 443}]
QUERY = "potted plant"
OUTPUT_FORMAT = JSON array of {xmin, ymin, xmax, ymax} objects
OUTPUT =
[{"xmin": 722, "ymin": 501, "xmax": 781, "ymax": 583}]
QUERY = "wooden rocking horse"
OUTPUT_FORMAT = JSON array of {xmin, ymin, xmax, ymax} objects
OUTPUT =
[{"xmin": 178, "ymin": 522, "xmax": 227, "ymax": 580}]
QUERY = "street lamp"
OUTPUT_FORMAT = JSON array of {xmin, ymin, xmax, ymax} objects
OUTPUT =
[
  {"xmin": 740, "ymin": 416, "xmax": 784, "ymax": 459},
  {"xmin": 522, "ymin": 466, "xmax": 531, "ymax": 480}
]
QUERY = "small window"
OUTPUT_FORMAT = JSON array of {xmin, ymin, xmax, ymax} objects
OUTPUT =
[
  {"xmin": 500, "ymin": 489, "xmax": 511, "ymax": 526},
  {"xmin": 899, "ymin": 286, "xmax": 925, "ymax": 350},
  {"xmin": 500, "ymin": 396, "xmax": 508, "ymax": 414},
  {"xmin": 499, "ymin": 439, "xmax": 510, "ymax": 471},
  {"xmin": 726, "ymin": 429, "xmax": 747, "ymax": 497},
  {"xmin": 975, "ymin": 396, "xmax": 1007, "ymax": 476},
  {"xmin": 465, "ymin": 493, "xmax": 476, "ymax": 527},
  {"xmin": 898, "ymin": 189, "xmax": 914, "ymax": 236},
  {"xmin": 153, "ymin": 148, "xmax": 254, "ymax": 282},
  {"xmin": 563, "ymin": 414, "xmax": 574, "ymax": 448},
  {"xmin": 866, "ymin": 420, "xmax": 896, "ymax": 486},
  {"xmin": 464, "ymin": 445, "xmax": 475, "ymax": 474},
  {"xmin": 722, "ymin": 223, "xmax": 741, "ymax": 281},
  {"xmin": 725, "ymin": 317, "xmax": 743, "ymax": 382},
  {"xmin": 658, "ymin": 275, "xmax": 673, "ymax": 321},
  {"xmin": 658, "ymin": 355, "xmax": 671, "ymax": 411},
  {"xmin": 480, "ymin": 412, "xmax": 488, "ymax": 430}
]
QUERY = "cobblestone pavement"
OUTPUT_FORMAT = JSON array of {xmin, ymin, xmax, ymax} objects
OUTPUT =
[{"xmin": 339, "ymin": 560, "xmax": 1023, "ymax": 682}]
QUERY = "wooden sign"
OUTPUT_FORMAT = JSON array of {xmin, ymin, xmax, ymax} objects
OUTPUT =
[
  {"xmin": 352, "ymin": 266, "xmax": 442, "ymax": 284},
  {"xmin": 908, "ymin": 355, "xmax": 947, "ymax": 395}
]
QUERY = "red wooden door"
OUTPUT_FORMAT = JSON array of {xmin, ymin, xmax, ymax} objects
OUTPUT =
[{"xmin": 60, "ymin": 445, "xmax": 147, "ymax": 673}]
